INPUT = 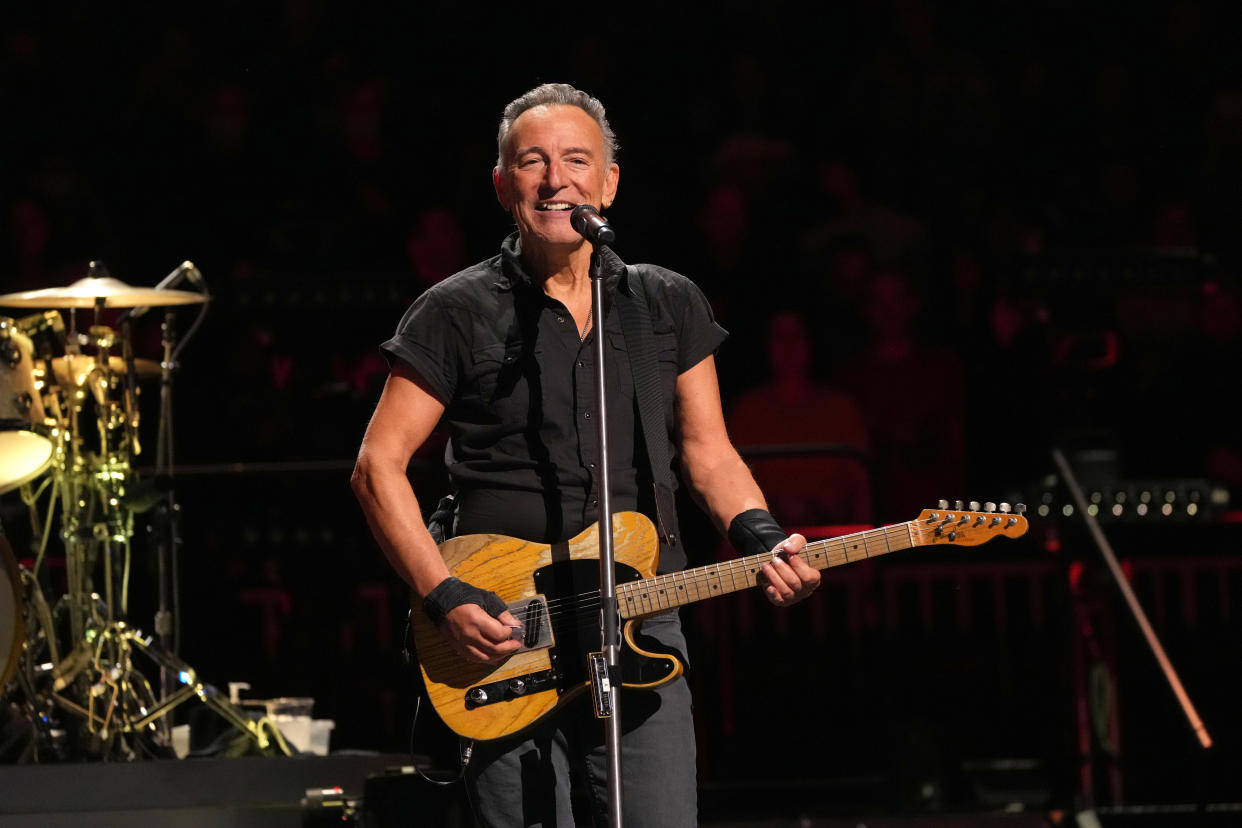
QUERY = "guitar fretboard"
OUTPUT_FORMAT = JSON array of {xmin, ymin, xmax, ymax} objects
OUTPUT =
[{"xmin": 617, "ymin": 521, "xmax": 916, "ymax": 618}]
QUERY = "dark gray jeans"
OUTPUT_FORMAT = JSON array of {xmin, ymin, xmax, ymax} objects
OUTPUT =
[{"xmin": 464, "ymin": 614, "xmax": 698, "ymax": 827}]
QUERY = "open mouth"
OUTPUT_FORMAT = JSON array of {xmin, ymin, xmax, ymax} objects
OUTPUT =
[{"xmin": 535, "ymin": 201, "xmax": 575, "ymax": 212}]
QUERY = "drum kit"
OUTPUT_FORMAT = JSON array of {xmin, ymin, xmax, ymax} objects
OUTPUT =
[{"xmin": 0, "ymin": 261, "xmax": 281, "ymax": 760}]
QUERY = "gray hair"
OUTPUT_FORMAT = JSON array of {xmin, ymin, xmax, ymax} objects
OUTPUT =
[{"xmin": 496, "ymin": 83, "xmax": 618, "ymax": 168}]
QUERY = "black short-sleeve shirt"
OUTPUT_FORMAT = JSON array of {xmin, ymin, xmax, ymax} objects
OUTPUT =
[{"xmin": 382, "ymin": 233, "xmax": 727, "ymax": 572}]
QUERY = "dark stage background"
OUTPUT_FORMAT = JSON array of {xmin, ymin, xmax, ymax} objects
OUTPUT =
[{"xmin": 3, "ymin": 2, "xmax": 1242, "ymax": 822}]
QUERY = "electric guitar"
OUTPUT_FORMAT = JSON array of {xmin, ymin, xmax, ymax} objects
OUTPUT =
[{"xmin": 411, "ymin": 503, "xmax": 1029, "ymax": 741}]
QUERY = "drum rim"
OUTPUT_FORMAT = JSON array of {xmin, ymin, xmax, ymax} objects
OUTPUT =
[{"xmin": 0, "ymin": 429, "xmax": 55, "ymax": 495}]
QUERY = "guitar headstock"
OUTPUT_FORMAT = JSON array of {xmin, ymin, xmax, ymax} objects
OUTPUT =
[{"xmin": 911, "ymin": 500, "xmax": 1028, "ymax": 547}]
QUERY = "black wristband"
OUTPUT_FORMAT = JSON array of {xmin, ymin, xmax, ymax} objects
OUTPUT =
[
  {"xmin": 727, "ymin": 508, "xmax": 788, "ymax": 558},
  {"xmin": 422, "ymin": 576, "xmax": 508, "ymax": 627}
]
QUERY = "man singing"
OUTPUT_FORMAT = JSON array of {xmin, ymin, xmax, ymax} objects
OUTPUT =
[{"xmin": 352, "ymin": 82, "xmax": 820, "ymax": 827}]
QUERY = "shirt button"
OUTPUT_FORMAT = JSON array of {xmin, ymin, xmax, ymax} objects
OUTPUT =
[
  {"xmin": 584, "ymin": 412, "xmax": 591, "ymax": 419},
  {"xmin": 589, "ymin": 462, "xmax": 596, "ymax": 469},
  {"xmin": 592, "ymin": 499, "xmax": 599, "ymax": 507},
  {"xmin": 577, "ymin": 361, "xmax": 585, "ymax": 367},
  {"xmin": 557, "ymin": 315, "xmax": 566, "ymax": 323}
]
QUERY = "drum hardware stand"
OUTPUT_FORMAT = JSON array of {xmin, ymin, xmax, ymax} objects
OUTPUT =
[
  {"xmin": 2, "ymin": 262, "xmax": 276, "ymax": 760},
  {"xmin": 43, "ymin": 619, "xmax": 277, "ymax": 755}
]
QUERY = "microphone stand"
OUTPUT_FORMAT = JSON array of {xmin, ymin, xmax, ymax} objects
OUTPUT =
[
  {"xmin": 1052, "ymin": 448, "xmax": 1211, "ymax": 807},
  {"xmin": 587, "ymin": 241, "xmax": 625, "ymax": 827},
  {"xmin": 153, "ymin": 307, "xmax": 182, "ymax": 701},
  {"xmin": 119, "ymin": 261, "xmax": 202, "ymax": 701}
]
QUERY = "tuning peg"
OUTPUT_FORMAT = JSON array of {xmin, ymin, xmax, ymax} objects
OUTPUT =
[
  {"xmin": 1015, "ymin": 503, "xmax": 1027, "ymax": 515},
  {"xmin": 969, "ymin": 501, "xmax": 980, "ymax": 511},
  {"xmin": 938, "ymin": 499, "xmax": 949, "ymax": 509},
  {"xmin": 954, "ymin": 500, "xmax": 964, "ymax": 511},
  {"xmin": 984, "ymin": 502, "xmax": 996, "ymax": 512},
  {"xmin": 1000, "ymin": 503, "xmax": 1011, "ymax": 513}
]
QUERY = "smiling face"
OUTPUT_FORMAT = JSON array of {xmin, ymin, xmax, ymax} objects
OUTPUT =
[{"xmin": 493, "ymin": 104, "xmax": 619, "ymax": 254}]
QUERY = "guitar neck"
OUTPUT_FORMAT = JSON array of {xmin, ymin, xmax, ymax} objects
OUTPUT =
[{"xmin": 617, "ymin": 522, "xmax": 915, "ymax": 619}]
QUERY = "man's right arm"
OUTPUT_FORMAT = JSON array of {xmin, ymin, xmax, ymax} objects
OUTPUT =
[{"xmin": 350, "ymin": 359, "xmax": 519, "ymax": 663}]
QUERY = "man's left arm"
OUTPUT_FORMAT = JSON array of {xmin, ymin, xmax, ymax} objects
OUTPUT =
[{"xmin": 674, "ymin": 355, "xmax": 819, "ymax": 607}]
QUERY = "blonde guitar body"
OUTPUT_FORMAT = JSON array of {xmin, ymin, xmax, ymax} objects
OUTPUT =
[
  {"xmin": 411, "ymin": 512, "xmax": 680, "ymax": 742},
  {"xmin": 413, "ymin": 503, "xmax": 1028, "ymax": 742}
]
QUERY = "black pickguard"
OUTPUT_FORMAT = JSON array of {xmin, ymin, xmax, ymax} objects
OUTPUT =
[{"xmin": 532, "ymin": 559, "xmax": 680, "ymax": 691}]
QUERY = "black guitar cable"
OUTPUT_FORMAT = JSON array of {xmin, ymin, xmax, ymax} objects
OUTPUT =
[
  {"xmin": 408, "ymin": 696, "xmax": 473, "ymax": 786},
  {"xmin": 403, "ymin": 611, "xmax": 472, "ymax": 787}
]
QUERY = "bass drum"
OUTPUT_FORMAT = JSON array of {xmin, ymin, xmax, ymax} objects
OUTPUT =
[{"xmin": 0, "ymin": 534, "xmax": 23, "ymax": 688}]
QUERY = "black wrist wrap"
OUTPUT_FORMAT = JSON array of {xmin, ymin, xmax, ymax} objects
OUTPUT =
[
  {"xmin": 727, "ymin": 508, "xmax": 788, "ymax": 557},
  {"xmin": 422, "ymin": 576, "xmax": 507, "ymax": 626}
]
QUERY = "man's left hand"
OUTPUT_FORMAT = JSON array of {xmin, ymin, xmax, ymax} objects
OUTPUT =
[{"xmin": 759, "ymin": 533, "xmax": 819, "ymax": 607}]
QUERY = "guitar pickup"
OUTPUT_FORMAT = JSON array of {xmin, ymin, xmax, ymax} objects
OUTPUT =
[{"xmin": 503, "ymin": 597, "xmax": 554, "ymax": 652}]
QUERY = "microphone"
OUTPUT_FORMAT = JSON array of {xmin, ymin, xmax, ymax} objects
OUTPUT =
[
  {"xmin": 118, "ymin": 261, "xmax": 203, "ymax": 322},
  {"xmin": 570, "ymin": 204, "xmax": 616, "ymax": 247}
]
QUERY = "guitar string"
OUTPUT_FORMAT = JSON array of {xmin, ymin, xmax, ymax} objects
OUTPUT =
[
  {"xmin": 528, "ymin": 517, "xmax": 1015, "ymax": 625},
  {"xmin": 528, "ymin": 523, "xmax": 920, "ymax": 625},
  {"xmin": 532, "ymin": 523, "xmax": 915, "ymax": 618},
  {"xmin": 433, "ymin": 517, "xmax": 1012, "ymax": 634},
  {"xmin": 417, "ymin": 520, "xmax": 1010, "ymax": 672}
]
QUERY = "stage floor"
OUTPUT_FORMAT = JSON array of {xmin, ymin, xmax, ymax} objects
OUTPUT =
[
  {"xmin": 0, "ymin": 751, "xmax": 466, "ymax": 827},
  {"xmin": 2, "ymin": 752, "xmax": 1236, "ymax": 827}
]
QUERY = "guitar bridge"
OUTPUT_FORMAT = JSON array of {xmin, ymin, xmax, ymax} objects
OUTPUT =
[{"xmin": 505, "ymin": 596, "xmax": 553, "ymax": 652}]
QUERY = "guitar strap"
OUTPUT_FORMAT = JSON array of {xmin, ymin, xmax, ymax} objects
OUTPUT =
[
  {"xmin": 425, "ymin": 493, "xmax": 457, "ymax": 545},
  {"xmin": 616, "ymin": 265, "xmax": 682, "ymax": 555}
]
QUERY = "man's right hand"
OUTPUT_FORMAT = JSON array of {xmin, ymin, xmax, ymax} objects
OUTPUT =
[{"xmin": 441, "ymin": 604, "xmax": 523, "ymax": 664}]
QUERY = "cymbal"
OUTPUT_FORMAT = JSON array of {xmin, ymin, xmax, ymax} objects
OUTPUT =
[
  {"xmin": 50, "ymin": 355, "xmax": 162, "ymax": 386},
  {"xmin": 0, "ymin": 277, "xmax": 207, "ymax": 309}
]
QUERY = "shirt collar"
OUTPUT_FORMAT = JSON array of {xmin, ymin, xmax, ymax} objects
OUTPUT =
[{"xmin": 496, "ymin": 232, "xmax": 626, "ymax": 293}]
